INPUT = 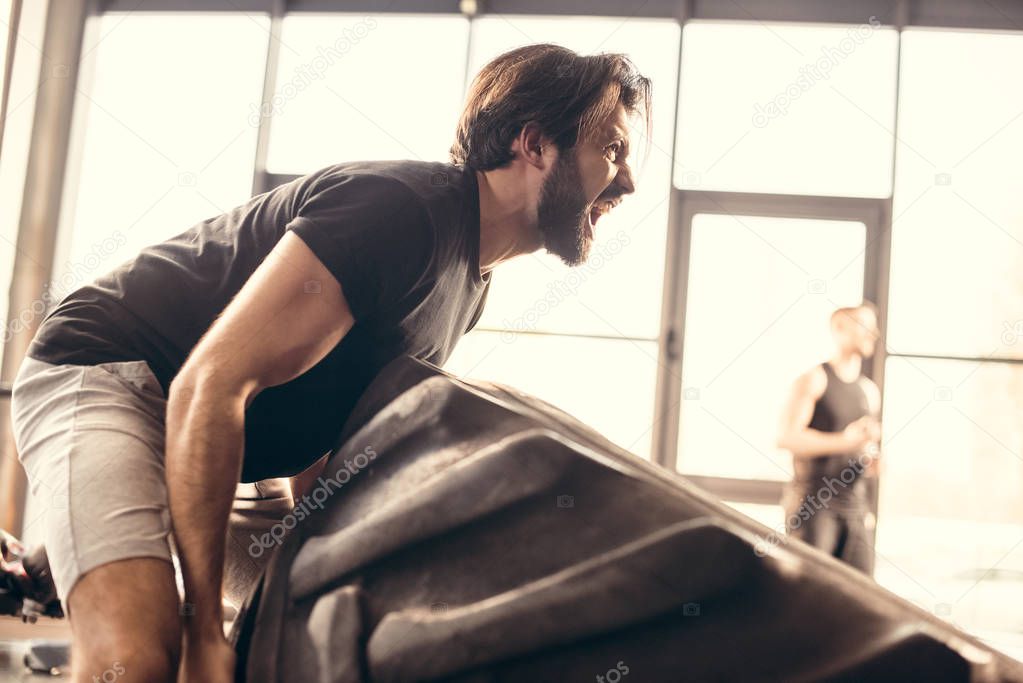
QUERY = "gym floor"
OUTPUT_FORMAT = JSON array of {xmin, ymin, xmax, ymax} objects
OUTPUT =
[{"xmin": 0, "ymin": 618, "xmax": 71, "ymax": 679}]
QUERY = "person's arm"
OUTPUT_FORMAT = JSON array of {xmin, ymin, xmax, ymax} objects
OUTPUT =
[
  {"xmin": 166, "ymin": 232, "xmax": 355, "ymax": 680},
  {"xmin": 861, "ymin": 377, "xmax": 882, "ymax": 420},
  {"xmin": 776, "ymin": 367, "xmax": 867, "ymax": 458},
  {"xmin": 859, "ymin": 377, "xmax": 883, "ymax": 475}
]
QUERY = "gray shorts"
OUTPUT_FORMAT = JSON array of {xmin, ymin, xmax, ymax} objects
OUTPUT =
[{"xmin": 10, "ymin": 355, "xmax": 293, "ymax": 606}]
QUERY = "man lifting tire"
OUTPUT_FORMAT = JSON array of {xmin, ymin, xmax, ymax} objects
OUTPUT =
[{"xmin": 9, "ymin": 44, "xmax": 649, "ymax": 682}]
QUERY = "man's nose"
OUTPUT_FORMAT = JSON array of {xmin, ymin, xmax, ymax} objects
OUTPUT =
[{"xmin": 616, "ymin": 163, "xmax": 636, "ymax": 196}]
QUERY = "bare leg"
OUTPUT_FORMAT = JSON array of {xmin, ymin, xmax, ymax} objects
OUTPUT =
[{"xmin": 66, "ymin": 558, "xmax": 181, "ymax": 683}]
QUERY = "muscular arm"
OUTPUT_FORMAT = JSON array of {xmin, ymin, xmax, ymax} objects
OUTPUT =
[
  {"xmin": 166, "ymin": 232, "xmax": 354, "ymax": 644},
  {"xmin": 861, "ymin": 377, "xmax": 882, "ymax": 419},
  {"xmin": 776, "ymin": 367, "xmax": 853, "ymax": 458},
  {"xmin": 858, "ymin": 377, "xmax": 883, "ymax": 476}
]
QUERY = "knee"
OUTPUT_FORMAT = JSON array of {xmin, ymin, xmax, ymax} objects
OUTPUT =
[
  {"xmin": 74, "ymin": 632, "xmax": 180, "ymax": 683},
  {"xmin": 66, "ymin": 558, "xmax": 182, "ymax": 682},
  {"xmin": 70, "ymin": 597, "xmax": 182, "ymax": 683}
]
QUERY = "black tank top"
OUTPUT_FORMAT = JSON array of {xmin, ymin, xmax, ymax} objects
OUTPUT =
[{"xmin": 791, "ymin": 362, "xmax": 872, "ymax": 502}]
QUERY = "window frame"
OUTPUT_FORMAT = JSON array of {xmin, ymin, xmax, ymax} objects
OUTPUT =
[
  {"xmin": 654, "ymin": 189, "xmax": 892, "ymax": 507},
  {"xmin": 6, "ymin": 0, "xmax": 1022, "ymax": 538}
]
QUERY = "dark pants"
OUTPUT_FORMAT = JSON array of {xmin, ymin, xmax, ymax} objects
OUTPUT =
[
  {"xmin": 783, "ymin": 483, "xmax": 875, "ymax": 575},
  {"xmin": 786, "ymin": 508, "xmax": 874, "ymax": 574}
]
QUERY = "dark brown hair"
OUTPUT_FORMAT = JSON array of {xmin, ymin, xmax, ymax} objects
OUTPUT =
[{"xmin": 450, "ymin": 44, "xmax": 652, "ymax": 171}]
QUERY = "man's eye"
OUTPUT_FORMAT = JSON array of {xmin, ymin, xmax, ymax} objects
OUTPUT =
[{"xmin": 605, "ymin": 142, "xmax": 622, "ymax": 160}]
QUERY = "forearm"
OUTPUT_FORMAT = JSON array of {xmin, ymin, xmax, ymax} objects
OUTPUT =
[
  {"xmin": 165, "ymin": 378, "xmax": 247, "ymax": 641},
  {"xmin": 779, "ymin": 428, "xmax": 852, "ymax": 458}
]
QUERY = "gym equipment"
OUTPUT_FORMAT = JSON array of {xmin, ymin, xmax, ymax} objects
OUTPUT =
[
  {"xmin": 0, "ymin": 529, "xmax": 62, "ymax": 622},
  {"xmin": 22, "ymin": 639, "xmax": 71, "ymax": 674},
  {"xmin": 230, "ymin": 355, "xmax": 1023, "ymax": 682}
]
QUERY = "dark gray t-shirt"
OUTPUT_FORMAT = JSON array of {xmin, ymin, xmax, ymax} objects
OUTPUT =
[{"xmin": 26, "ymin": 160, "xmax": 491, "ymax": 481}]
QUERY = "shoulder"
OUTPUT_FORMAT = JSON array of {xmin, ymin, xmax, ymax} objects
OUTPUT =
[
  {"xmin": 792, "ymin": 364, "xmax": 827, "ymax": 399},
  {"xmin": 858, "ymin": 375, "xmax": 881, "ymax": 409},
  {"xmin": 301, "ymin": 163, "xmax": 430, "ymax": 211},
  {"xmin": 293, "ymin": 160, "xmax": 478, "ymax": 260},
  {"xmin": 304, "ymin": 160, "xmax": 462, "ymax": 199},
  {"xmin": 296, "ymin": 164, "xmax": 435, "ymax": 240}
]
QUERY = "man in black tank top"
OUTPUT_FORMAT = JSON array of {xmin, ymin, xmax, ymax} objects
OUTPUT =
[{"xmin": 777, "ymin": 303, "xmax": 882, "ymax": 574}]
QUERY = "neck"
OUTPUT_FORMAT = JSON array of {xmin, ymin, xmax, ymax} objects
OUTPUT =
[
  {"xmin": 828, "ymin": 350, "xmax": 862, "ymax": 380},
  {"xmin": 475, "ymin": 168, "xmax": 543, "ymax": 276}
]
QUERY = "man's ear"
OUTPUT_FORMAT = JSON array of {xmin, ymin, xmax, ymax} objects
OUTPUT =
[{"xmin": 517, "ymin": 121, "xmax": 552, "ymax": 169}]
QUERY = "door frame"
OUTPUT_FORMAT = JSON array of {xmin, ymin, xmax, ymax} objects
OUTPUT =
[{"xmin": 651, "ymin": 188, "xmax": 893, "ymax": 509}]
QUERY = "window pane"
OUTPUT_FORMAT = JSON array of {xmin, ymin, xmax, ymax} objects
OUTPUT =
[
  {"xmin": 0, "ymin": 0, "xmax": 40, "ymax": 362},
  {"xmin": 58, "ymin": 12, "xmax": 267, "ymax": 289},
  {"xmin": 675, "ymin": 21, "xmax": 897, "ymax": 197},
  {"xmin": 876, "ymin": 356, "xmax": 1023, "ymax": 659},
  {"xmin": 677, "ymin": 214, "xmax": 866, "ymax": 480},
  {"xmin": 469, "ymin": 16, "xmax": 680, "ymax": 339},
  {"xmin": 445, "ymin": 330, "xmax": 658, "ymax": 459},
  {"xmin": 887, "ymin": 30, "xmax": 1023, "ymax": 360},
  {"xmin": 266, "ymin": 13, "xmax": 469, "ymax": 173},
  {"xmin": 0, "ymin": 0, "xmax": 11, "ymax": 93}
]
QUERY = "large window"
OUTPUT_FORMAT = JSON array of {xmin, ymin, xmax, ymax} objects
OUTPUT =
[
  {"xmin": 55, "ymin": 12, "xmax": 268, "ymax": 291},
  {"xmin": 0, "ymin": 0, "xmax": 18, "ymax": 352},
  {"xmin": 0, "ymin": 0, "xmax": 12, "ymax": 95},
  {"xmin": 887, "ymin": 30, "xmax": 1023, "ymax": 360},
  {"xmin": 665, "ymin": 19, "xmax": 894, "ymax": 487},
  {"xmin": 448, "ymin": 332, "xmax": 659, "ymax": 455},
  {"xmin": 674, "ymin": 21, "xmax": 898, "ymax": 197},
  {"xmin": 876, "ymin": 28, "xmax": 1023, "ymax": 658},
  {"xmin": 12, "ymin": 3, "xmax": 1023, "ymax": 661},
  {"xmin": 445, "ymin": 15, "xmax": 681, "ymax": 459},
  {"xmin": 16, "ymin": 10, "xmax": 268, "ymax": 545},
  {"xmin": 266, "ymin": 13, "xmax": 470, "ymax": 173},
  {"xmin": 677, "ymin": 214, "xmax": 866, "ymax": 481},
  {"xmin": 0, "ymin": 0, "xmax": 40, "ymax": 363}
]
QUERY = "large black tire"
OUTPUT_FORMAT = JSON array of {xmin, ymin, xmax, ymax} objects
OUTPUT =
[{"xmin": 231, "ymin": 355, "xmax": 1023, "ymax": 683}]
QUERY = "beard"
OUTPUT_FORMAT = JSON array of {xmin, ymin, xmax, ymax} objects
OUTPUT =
[{"xmin": 535, "ymin": 150, "xmax": 593, "ymax": 267}]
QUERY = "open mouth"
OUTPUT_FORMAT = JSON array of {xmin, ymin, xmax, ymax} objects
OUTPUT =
[{"xmin": 586, "ymin": 201, "xmax": 615, "ymax": 239}]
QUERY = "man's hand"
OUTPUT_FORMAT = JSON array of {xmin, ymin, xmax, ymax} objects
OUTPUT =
[
  {"xmin": 865, "ymin": 447, "xmax": 881, "ymax": 477},
  {"xmin": 864, "ymin": 416, "xmax": 881, "ymax": 443},
  {"xmin": 179, "ymin": 633, "xmax": 236, "ymax": 683},
  {"xmin": 841, "ymin": 416, "xmax": 880, "ymax": 453},
  {"xmin": 862, "ymin": 436, "xmax": 882, "ymax": 477},
  {"xmin": 842, "ymin": 416, "xmax": 882, "ymax": 476}
]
